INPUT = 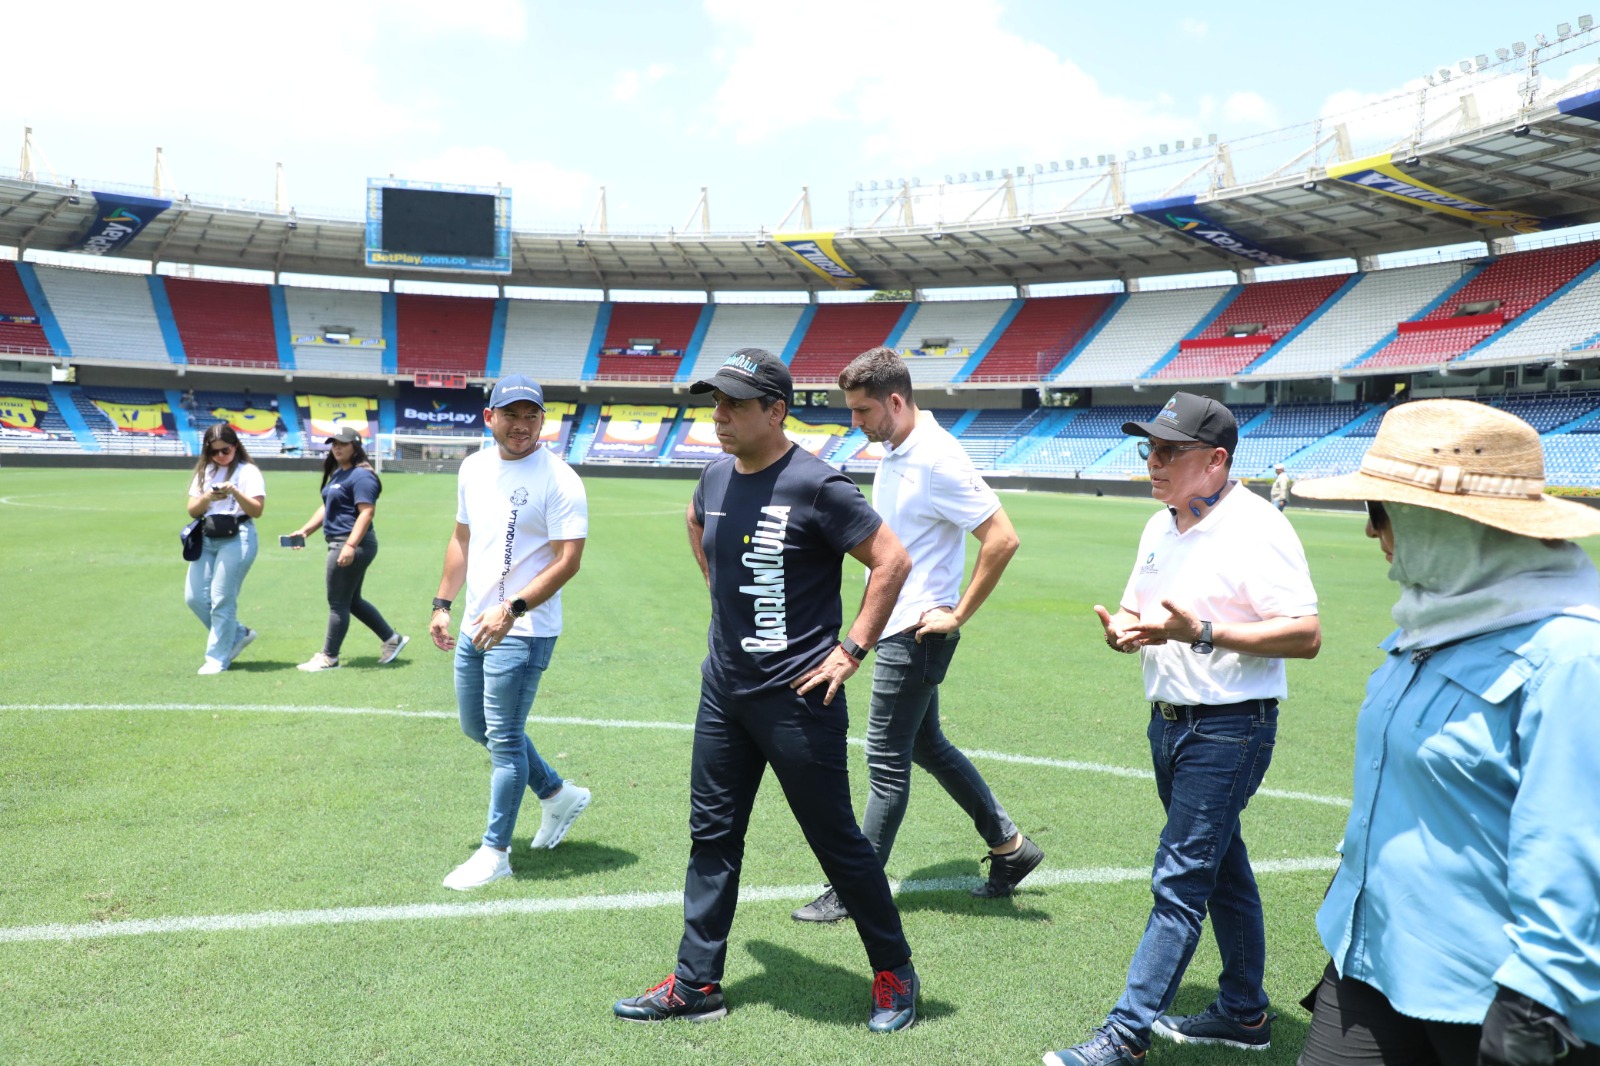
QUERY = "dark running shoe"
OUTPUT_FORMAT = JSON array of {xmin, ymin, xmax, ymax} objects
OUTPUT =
[
  {"xmin": 1044, "ymin": 1026, "xmax": 1146, "ymax": 1065},
  {"xmin": 867, "ymin": 963, "xmax": 918, "ymax": 1033},
  {"xmin": 613, "ymin": 975, "xmax": 727, "ymax": 1024},
  {"xmin": 792, "ymin": 885, "xmax": 850, "ymax": 923},
  {"xmin": 1153, "ymin": 1003, "xmax": 1275, "ymax": 1050},
  {"xmin": 972, "ymin": 835, "xmax": 1045, "ymax": 897}
]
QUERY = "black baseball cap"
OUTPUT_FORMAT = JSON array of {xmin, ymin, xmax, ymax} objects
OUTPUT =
[
  {"xmin": 690, "ymin": 348, "xmax": 792, "ymax": 406},
  {"xmin": 1122, "ymin": 391, "xmax": 1238, "ymax": 456}
]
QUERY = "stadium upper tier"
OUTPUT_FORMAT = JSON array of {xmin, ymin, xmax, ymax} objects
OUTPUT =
[
  {"xmin": 6, "ymin": 53, "xmax": 1600, "ymax": 291},
  {"xmin": 5, "ymin": 238, "xmax": 1600, "ymax": 384}
]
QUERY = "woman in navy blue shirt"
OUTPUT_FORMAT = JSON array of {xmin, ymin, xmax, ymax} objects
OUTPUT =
[{"xmin": 286, "ymin": 426, "xmax": 408, "ymax": 671}]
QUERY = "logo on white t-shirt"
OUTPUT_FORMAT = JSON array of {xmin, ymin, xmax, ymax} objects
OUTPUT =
[
  {"xmin": 1140, "ymin": 551, "xmax": 1159, "ymax": 575},
  {"xmin": 511, "ymin": 487, "xmax": 529, "ymax": 506}
]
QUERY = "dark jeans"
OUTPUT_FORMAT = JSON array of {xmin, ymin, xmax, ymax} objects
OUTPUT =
[
  {"xmin": 1106, "ymin": 703, "xmax": 1277, "ymax": 1048},
  {"xmin": 323, "ymin": 534, "xmax": 395, "ymax": 657},
  {"xmin": 675, "ymin": 680, "xmax": 911, "ymax": 985},
  {"xmin": 860, "ymin": 630, "xmax": 1016, "ymax": 864}
]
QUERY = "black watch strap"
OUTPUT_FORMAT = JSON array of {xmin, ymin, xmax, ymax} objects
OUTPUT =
[
  {"xmin": 839, "ymin": 636, "xmax": 870, "ymax": 662},
  {"xmin": 432, "ymin": 597, "xmax": 452, "ymax": 612},
  {"xmin": 1191, "ymin": 620, "xmax": 1214, "ymax": 654}
]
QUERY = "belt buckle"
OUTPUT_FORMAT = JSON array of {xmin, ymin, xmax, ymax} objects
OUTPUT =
[{"xmin": 1156, "ymin": 701, "xmax": 1179, "ymax": 721}]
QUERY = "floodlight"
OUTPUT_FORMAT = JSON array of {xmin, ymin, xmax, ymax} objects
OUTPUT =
[
  {"xmin": 986, "ymin": 170, "xmax": 994, "ymax": 179},
  {"xmin": 1080, "ymin": 157, "xmax": 1090, "ymax": 167},
  {"xmin": 1537, "ymin": 33, "xmax": 1550, "ymax": 46},
  {"xmin": 855, "ymin": 182, "xmax": 864, "ymax": 191},
  {"xmin": 1406, "ymin": 154, "xmax": 1421, "ymax": 165},
  {"xmin": 575, "ymin": 238, "xmax": 587, "ymax": 247},
  {"xmin": 1001, "ymin": 168, "xmax": 1010, "ymax": 178},
  {"xmin": 1097, "ymin": 155, "xmax": 1107, "ymax": 165},
  {"xmin": 285, "ymin": 218, "xmax": 298, "ymax": 230},
  {"xmin": 1459, "ymin": 60, "xmax": 1473, "ymax": 73},
  {"xmin": 1513, "ymin": 123, "xmax": 1532, "ymax": 135},
  {"xmin": 1514, "ymin": 41, "xmax": 1527, "ymax": 54},
  {"xmin": 1439, "ymin": 67, "xmax": 1452, "ymax": 80},
  {"xmin": 1050, "ymin": 162, "xmax": 1059, "ymax": 172},
  {"xmin": 912, "ymin": 177, "xmax": 921, "ymax": 187},
  {"xmin": 1207, "ymin": 133, "xmax": 1218, "ymax": 145},
  {"xmin": 1302, "ymin": 181, "xmax": 1317, "ymax": 190},
  {"xmin": 929, "ymin": 232, "xmax": 945, "ymax": 240},
  {"xmin": 1476, "ymin": 54, "xmax": 1489, "ymax": 70},
  {"xmin": 1558, "ymin": 21, "xmax": 1572, "ymax": 37},
  {"xmin": 958, "ymin": 172, "xmax": 967, "ymax": 182},
  {"xmin": 1127, "ymin": 151, "xmax": 1137, "ymax": 161},
  {"xmin": 1496, "ymin": 47, "xmax": 1510, "ymax": 61},
  {"xmin": 944, "ymin": 174, "xmax": 953, "ymax": 184},
  {"xmin": 870, "ymin": 180, "xmax": 878, "ymax": 190},
  {"xmin": 1035, "ymin": 164, "xmax": 1044, "ymax": 174},
  {"xmin": 755, "ymin": 239, "xmax": 767, "ymax": 247},
  {"xmin": 1016, "ymin": 224, "xmax": 1033, "ymax": 234},
  {"xmin": 67, "ymin": 194, "xmax": 80, "ymax": 205},
  {"xmin": 1160, "ymin": 144, "xmax": 1169, "ymax": 155},
  {"xmin": 1110, "ymin": 213, "xmax": 1125, "ymax": 222},
  {"xmin": 1425, "ymin": 73, "xmax": 1437, "ymax": 86},
  {"xmin": 1142, "ymin": 147, "xmax": 1153, "ymax": 158},
  {"xmin": 1582, "ymin": 15, "xmax": 1594, "ymax": 32},
  {"xmin": 1066, "ymin": 160, "xmax": 1075, "ymax": 170}
]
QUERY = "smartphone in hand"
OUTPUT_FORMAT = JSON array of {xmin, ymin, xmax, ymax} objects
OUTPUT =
[{"xmin": 280, "ymin": 534, "xmax": 306, "ymax": 548}]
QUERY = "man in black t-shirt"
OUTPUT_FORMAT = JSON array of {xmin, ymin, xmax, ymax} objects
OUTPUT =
[{"xmin": 614, "ymin": 348, "xmax": 920, "ymax": 1034}]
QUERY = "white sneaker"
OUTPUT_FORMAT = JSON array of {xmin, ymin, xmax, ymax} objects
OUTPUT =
[
  {"xmin": 379, "ymin": 633, "xmax": 410, "ymax": 665},
  {"xmin": 297, "ymin": 652, "xmax": 340, "ymax": 672},
  {"xmin": 197, "ymin": 658, "xmax": 226, "ymax": 676},
  {"xmin": 442, "ymin": 845, "xmax": 511, "ymax": 891},
  {"xmin": 230, "ymin": 626, "xmax": 257, "ymax": 662},
  {"xmin": 530, "ymin": 782, "xmax": 591, "ymax": 849}
]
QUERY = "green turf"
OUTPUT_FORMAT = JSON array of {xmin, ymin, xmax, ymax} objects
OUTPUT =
[{"xmin": 0, "ymin": 467, "xmax": 1557, "ymax": 1064}]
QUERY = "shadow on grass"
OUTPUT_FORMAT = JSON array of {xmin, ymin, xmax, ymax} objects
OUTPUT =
[
  {"xmin": 513, "ymin": 840, "xmax": 640, "ymax": 881},
  {"xmin": 891, "ymin": 859, "xmax": 1054, "ymax": 922},
  {"xmin": 726, "ymin": 940, "xmax": 953, "ymax": 1027},
  {"xmin": 225, "ymin": 657, "xmax": 416, "ymax": 673},
  {"xmin": 1153, "ymin": 980, "xmax": 1311, "ymax": 1060}
]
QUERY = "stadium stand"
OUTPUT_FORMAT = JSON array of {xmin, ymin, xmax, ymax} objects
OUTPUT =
[
  {"xmin": 1154, "ymin": 274, "xmax": 1349, "ymax": 381},
  {"xmin": 1055, "ymin": 287, "xmax": 1228, "ymax": 383},
  {"xmin": 683, "ymin": 304, "xmax": 806, "ymax": 382},
  {"xmin": 956, "ymin": 408, "xmax": 1050, "ymax": 468},
  {"xmin": 1458, "ymin": 259, "xmax": 1600, "ymax": 365},
  {"xmin": 786, "ymin": 302, "xmax": 904, "ymax": 383},
  {"xmin": 594, "ymin": 302, "xmax": 704, "ymax": 381},
  {"xmin": 33, "ymin": 265, "xmax": 173, "ymax": 365},
  {"xmin": 891, "ymin": 299, "xmax": 1009, "ymax": 386},
  {"xmin": 75, "ymin": 386, "xmax": 186, "ymax": 454},
  {"xmin": 284, "ymin": 288, "xmax": 387, "ymax": 376},
  {"xmin": 1250, "ymin": 262, "xmax": 1462, "ymax": 377},
  {"xmin": 0, "ymin": 379, "xmax": 80, "ymax": 451},
  {"xmin": 163, "ymin": 277, "xmax": 280, "ymax": 368},
  {"xmin": 188, "ymin": 389, "xmax": 292, "ymax": 457},
  {"xmin": 499, "ymin": 299, "xmax": 600, "ymax": 380},
  {"xmin": 1356, "ymin": 243, "xmax": 1600, "ymax": 369},
  {"xmin": 0, "ymin": 263, "xmax": 51, "ymax": 355},
  {"xmin": 394, "ymin": 293, "xmax": 494, "ymax": 375},
  {"xmin": 967, "ymin": 294, "xmax": 1117, "ymax": 381}
]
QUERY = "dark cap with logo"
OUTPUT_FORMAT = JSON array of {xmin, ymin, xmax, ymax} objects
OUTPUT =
[
  {"xmin": 1122, "ymin": 391, "xmax": 1238, "ymax": 456},
  {"xmin": 690, "ymin": 348, "xmax": 792, "ymax": 406},
  {"xmin": 487, "ymin": 375, "xmax": 545, "ymax": 410},
  {"xmin": 326, "ymin": 425, "xmax": 363, "ymax": 444}
]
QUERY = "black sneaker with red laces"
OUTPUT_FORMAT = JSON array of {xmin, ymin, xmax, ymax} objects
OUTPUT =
[
  {"xmin": 867, "ymin": 962, "xmax": 919, "ymax": 1033},
  {"xmin": 613, "ymin": 974, "xmax": 727, "ymax": 1023}
]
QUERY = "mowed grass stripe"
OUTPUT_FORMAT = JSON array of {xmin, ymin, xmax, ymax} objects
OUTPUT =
[
  {"xmin": 0, "ymin": 857, "xmax": 1339, "ymax": 944},
  {"xmin": 1, "ymin": 702, "xmax": 1352, "ymax": 808}
]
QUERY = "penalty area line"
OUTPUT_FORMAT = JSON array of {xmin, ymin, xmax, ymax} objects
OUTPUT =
[{"xmin": 0, "ymin": 857, "xmax": 1338, "ymax": 945}]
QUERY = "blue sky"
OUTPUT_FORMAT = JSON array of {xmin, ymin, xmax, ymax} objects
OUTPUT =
[{"xmin": 5, "ymin": 0, "xmax": 1597, "ymax": 236}]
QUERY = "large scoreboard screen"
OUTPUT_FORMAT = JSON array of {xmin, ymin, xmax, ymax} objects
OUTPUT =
[{"xmin": 365, "ymin": 178, "xmax": 511, "ymax": 275}]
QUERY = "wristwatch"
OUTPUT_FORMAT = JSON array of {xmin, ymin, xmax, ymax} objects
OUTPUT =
[
  {"xmin": 1191, "ymin": 620, "xmax": 1214, "ymax": 655},
  {"xmin": 431, "ymin": 597, "xmax": 453, "ymax": 613},
  {"xmin": 839, "ymin": 636, "xmax": 871, "ymax": 662},
  {"xmin": 508, "ymin": 597, "xmax": 528, "ymax": 618}
]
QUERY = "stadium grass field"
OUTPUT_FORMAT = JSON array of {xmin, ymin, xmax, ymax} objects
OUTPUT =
[{"xmin": 7, "ymin": 466, "xmax": 1583, "ymax": 1065}]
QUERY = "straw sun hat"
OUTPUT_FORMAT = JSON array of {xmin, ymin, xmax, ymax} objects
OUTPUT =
[{"xmin": 1293, "ymin": 398, "xmax": 1600, "ymax": 540}]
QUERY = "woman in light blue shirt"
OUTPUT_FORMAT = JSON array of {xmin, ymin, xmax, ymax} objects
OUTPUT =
[{"xmin": 1295, "ymin": 399, "xmax": 1600, "ymax": 1066}]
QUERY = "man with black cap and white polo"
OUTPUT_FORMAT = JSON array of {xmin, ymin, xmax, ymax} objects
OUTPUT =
[
  {"xmin": 614, "ymin": 348, "xmax": 922, "ymax": 1034},
  {"xmin": 1047, "ymin": 391, "xmax": 1321, "ymax": 1066},
  {"xmin": 429, "ymin": 374, "xmax": 591, "ymax": 891}
]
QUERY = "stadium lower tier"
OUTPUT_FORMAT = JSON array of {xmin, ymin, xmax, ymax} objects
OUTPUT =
[{"xmin": 7, "ymin": 380, "xmax": 1600, "ymax": 488}]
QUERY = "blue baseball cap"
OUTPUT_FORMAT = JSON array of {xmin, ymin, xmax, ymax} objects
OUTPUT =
[{"xmin": 487, "ymin": 375, "xmax": 545, "ymax": 410}]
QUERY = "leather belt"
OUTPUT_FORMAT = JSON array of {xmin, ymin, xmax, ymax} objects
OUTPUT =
[{"xmin": 1151, "ymin": 698, "xmax": 1276, "ymax": 721}]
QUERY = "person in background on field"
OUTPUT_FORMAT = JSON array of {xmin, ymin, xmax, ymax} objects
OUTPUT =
[
  {"xmin": 284, "ymin": 425, "xmax": 408, "ymax": 672},
  {"xmin": 790, "ymin": 347, "xmax": 1038, "ymax": 926},
  {"xmin": 614, "ymin": 348, "xmax": 921, "ymax": 1033},
  {"xmin": 1294, "ymin": 399, "xmax": 1600, "ymax": 1066},
  {"xmin": 1271, "ymin": 463, "xmax": 1292, "ymax": 511},
  {"xmin": 184, "ymin": 424, "xmax": 267, "ymax": 675},
  {"xmin": 1048, "ymin": 392, "xmax": 1321, "ymax": 1066},
  {"xmin": 429, "ymin": 375, "xmax": 590, "ymax": 891}
]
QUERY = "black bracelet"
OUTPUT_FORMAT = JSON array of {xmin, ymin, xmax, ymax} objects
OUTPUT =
[{"xmin": 432, "ymin": 597, "xmax": 452, "ymax": 612}]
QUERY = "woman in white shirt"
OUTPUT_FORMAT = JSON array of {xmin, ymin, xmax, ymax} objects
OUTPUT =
[{"xmin": 185, "ymin": 424, "xmax": 267, "ymax": 675}]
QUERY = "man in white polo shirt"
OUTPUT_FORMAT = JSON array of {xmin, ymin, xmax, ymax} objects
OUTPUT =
[
  {"xmin": 1046, "ymin": 392, "xmax": 1321, "ymax": 1066},
  {"xmin": 791, "ymin": 347, "xmax": 1041, "ymax": 924}
]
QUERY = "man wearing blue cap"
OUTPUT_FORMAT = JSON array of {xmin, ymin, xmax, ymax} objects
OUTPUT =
[{"xmin": 429, "ymin": 375, "xmax": 591, "ymax": 890}]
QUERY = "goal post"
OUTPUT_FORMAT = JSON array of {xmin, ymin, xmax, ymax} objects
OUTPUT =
[{"xmin": 374, "ymin": 432, "xmax": 488, "ymax": 473}]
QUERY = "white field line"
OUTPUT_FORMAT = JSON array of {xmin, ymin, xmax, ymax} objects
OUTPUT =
[
  {"xmin": 2, "ymin": 703, "xmax": 1352, "ymax": 808},
  {"xmin": 0, "ymin": 857, "xmax": 1339, "ymax": 945}
]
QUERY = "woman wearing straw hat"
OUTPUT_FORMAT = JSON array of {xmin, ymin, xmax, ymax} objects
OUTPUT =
[{"xmin": 1295, "ymin": 399, "xmax": 1600, "ymax": 1066}]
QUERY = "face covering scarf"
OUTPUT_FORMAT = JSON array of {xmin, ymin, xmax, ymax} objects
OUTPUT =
[{"xmin": 1384, "ymin": 502, "xmax": 1600, "ymax": 651}]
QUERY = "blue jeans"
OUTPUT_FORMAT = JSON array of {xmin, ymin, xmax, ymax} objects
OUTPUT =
[
  {"xmin": 1107, "ymin": 703, "xmax": 1278, "ymax": 1047},
  {"xmin": 860, "ymin": 630, "xmax": 1016, "ymax": 864},
  {"xmin": 454, "ymin": 635, "xmax": 562, "ymax": 849},
  {"xmin": 184, "ymin": 522, "xmax": 258, "ymax": 666}
]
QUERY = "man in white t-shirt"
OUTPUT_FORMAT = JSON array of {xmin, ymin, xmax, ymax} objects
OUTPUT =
[
  {"xmin": 1270, "ymin": 464, "xmax": 1292, "ymax": 511},
  {"xmin": 428, "ymin": 375, "xmax": 591, "ymax": 891},
  {"xmin": 790, "ymin": 348, "xmax": 1040, "ymax": 925},
  {"xmin": 1047, "ymin": 392, "xmax": 1321, "ymax": 1066}
]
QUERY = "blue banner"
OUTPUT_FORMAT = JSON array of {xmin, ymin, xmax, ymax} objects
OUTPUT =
[
  {"xmin": 69, "ymin": 192, "xmax": 171, "ymax": 257},
  {"xmin": 1132, "ymin": 196, "xmax": 1299, "ymax": 266},
  {"xmin": 395, "ymin": 383, "xmax": 484, "ymax": 431},
  {"xmin": 1558, "ymin": 87, "xmax": 1600, "ymax": 123}
]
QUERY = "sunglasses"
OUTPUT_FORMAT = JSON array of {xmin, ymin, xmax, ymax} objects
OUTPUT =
[
  {"xmin": 1366, "ymin": 500, "xmax": 1389, "ymax": 528},
  {"xmin": 209, "ymin": 444, "xmax": 236, "ymax": 457},
  {"xmin": 1137, "ymin": 440, "xmax": 1211, "ymax": 462}
]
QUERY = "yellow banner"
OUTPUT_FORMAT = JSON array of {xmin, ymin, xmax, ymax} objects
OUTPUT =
[
  {"xmin": 773, "ymin": 231, "xmax": 868, "ymax": 290},
  {"xmin": 783, "ymin": 416, "xmax": 847, "ymax": 456},
  {"xmin": 685, "ymin": 407, "xmax": 720, "ymax": 446},
  {"xmin": 91, "ymin": 399, "xmax": 170, "ymax": 434},
  {"xmin": 0, "ymin": 395, "xmax": 48, "ymax": 433},
  {"xmin": 210, "ymin": 407, "xmax": 280, "ymax": 437},
  {"xmin": 600, "ymin": 404, "xmax": 673, "ymax": 443},
  {"xmin": 297, "ymin": 395, "xmax": 377, "ymax": 439},
  {"xmin": 1327, "ymin": 154, "xmax": 1552, "ymax": 234},
  {"xmin": 539, "ymin": 400, "xmax": 576, "ymax": 443}
]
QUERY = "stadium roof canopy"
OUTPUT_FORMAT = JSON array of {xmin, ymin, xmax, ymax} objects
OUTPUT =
[{"xmin": 6, "ymin": 60, "xmax": 1600, "ymax": 293}]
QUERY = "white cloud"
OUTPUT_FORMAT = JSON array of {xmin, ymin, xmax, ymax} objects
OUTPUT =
[
  {"xmin": 1221, "ymin": 92, "xmax": 1279, "ymax": 127},
  {"xmin": 396, "ymin": 145, "xmax": 595, "ymax": 219},
  {"xmin": 1178, "ymin": 18, "xmax": 1207, "ymax": 38},
  {"xmin": 612, "ymin": 64, "xmax": 674, "ymax": 103}
]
